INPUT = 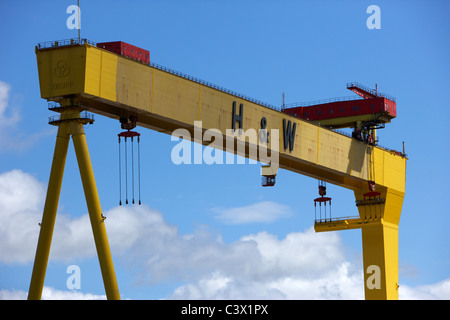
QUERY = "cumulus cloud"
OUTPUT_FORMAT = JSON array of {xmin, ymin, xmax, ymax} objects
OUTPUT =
[
  {"xmin": 1, "ymin": 169, "xmax": 450, "ymax": 300},
  {"xmin": 107, "ymin": 205, "xmax": 263, "ymax": 285},
  {"xmin": 0, "ymin": 169, "xmax": 45, "ymax": 263},
  {"xmin": 168, "ymin": 262, "xmax": 364, "ymax": 300},
  {"xmin": 0, "ymin": 169, "xmax": 96, "ymax": 263}
]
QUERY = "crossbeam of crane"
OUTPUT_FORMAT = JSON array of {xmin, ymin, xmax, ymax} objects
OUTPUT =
[{"xmin": 32, "ymin": 41, "xmax": 407, "ymax": 300}]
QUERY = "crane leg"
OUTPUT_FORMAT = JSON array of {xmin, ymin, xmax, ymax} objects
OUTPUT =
[
  {"xmin": 28, "ymin": 123, "xmax": 70, "ymax": 300},
  {"xmin": 72, "ymin": 122, "xmax": 121, "ymax": 300},
  {"xmin": 28, "ymin": 111, "xmax": 120, "ymax": 300},
  {"xmin": 361, "ymin": 221, "xmax": 399, "ymax": 300},
  {"xmin": 356, "ymin": 188, "xmax": 403, "ymax": 300}
]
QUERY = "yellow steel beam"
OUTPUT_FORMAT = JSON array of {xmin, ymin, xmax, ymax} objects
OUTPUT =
[
  {"xmin": 35, "ymin": 43, "xmax": 406, "ymax": 194},
  {"xmin": 35, "ymin": 42, "xmax": 407, "ymax": 300}
]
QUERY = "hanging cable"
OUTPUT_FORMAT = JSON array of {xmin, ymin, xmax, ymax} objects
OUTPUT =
[
  {"xmin": 124, "ymin": 137, "xmax": 128, "ymax": 204},
  {"xmin": 118, "ymin": 126, "xmax": 141, "ymax": 206},
  {"xmin": 118, "ymin": 114, "xmax": 141, "ymax": 206},
  {"xmin": 138, "ymin": 135, "xmax": 141, "ymax": 205},
  {"xmin": 314, "ymin": 202, "xmax": 317, "ymax": 222},
  {"xmin": 329, "ymin": 200, "xmax": 332, "ymax": 222},
  {"xmin": 319, "ymin": 202, "xmax": 322, "ymax": 222},
  {"xmin": 131, "ymin": 136, "xmax": 135, "ymax": 204},
  {"xmin": 118, "ymin": 136, "xmax": 122, "ymax": 206},
  {"xmin": 314, "ymin": 180, "xmax": 332, "ymax": 223}
]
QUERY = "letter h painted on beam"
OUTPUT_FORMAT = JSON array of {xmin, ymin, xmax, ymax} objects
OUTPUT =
[{"xmin": 232, "ymin": 101, "xmax": 243, "ymax": 132}]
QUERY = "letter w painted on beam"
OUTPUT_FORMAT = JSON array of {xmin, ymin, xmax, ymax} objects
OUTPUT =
[{"xmin": 283, "ymin": 119, "xmax": 296, "ymax": 152}]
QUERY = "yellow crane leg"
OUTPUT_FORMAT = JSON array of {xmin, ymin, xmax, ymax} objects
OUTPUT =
[
  {"xmin": 28, "ymin": 123, "xmax": 70, "ymax": 300},
  {"xmin": 356, "ymin": 187, "xmax": 403, "ymax": 300},
  {"xmin": 28, "ymin": 111, "xmax": 120, "ymax": 300},
  {"xmin": 361, "ymin": 221, "xmax": 399, "ymax": 300},
  {"xmin": 71, "ymin": 122, "xmax": 121, "ymax": 300}
]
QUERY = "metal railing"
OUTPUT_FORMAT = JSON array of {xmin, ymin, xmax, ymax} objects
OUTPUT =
[
  {"xmin": 347, "ymin": 82, "xmax": 396, "ymax": 102},
  {"xmin": 48, "ymin": 111, "xmax": 94, "ymax": 124},
  {"xmin": 284, "ymin": 95, "xmax": 365, "ymax": 109},
  {"xmin": 330, "ymin": 128, "xmax": 405, "ymax": 157},
  {"xmin": 37, "ymin": 39, "xmax": 406, "ymax": 156},
  {"xmin": 149, "ymin": 61, "xmax": 280, "ymax": 112},
  {"xmin": 37, "ymin": 38, "xmax": 96, "ymax": 49},
  {"xmin": 314, "ymin": 215, "xmax": 360, "ymax": 224},
  {"xmin": 36, "ymin": 38, "xmax": 280, "ymax": 112},
  {"xmin": 284, "ymin": 83, "xmax": 397, "ymax": 109}
]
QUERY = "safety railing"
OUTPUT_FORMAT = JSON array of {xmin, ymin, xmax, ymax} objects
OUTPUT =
[
  {"xmin": 37, "ymin": 40, "xmax": 406, "ymax": 157},
  {"xmin": 36, "ymin": 38, "xmax": 281, "ymax": 112},
  {"xmin": 36, "ymin": 38, "xmax": 96, "ymax": 49},
  {"xmin": 284, "ymin": 95, "xmax": 365, "ymax": 109},
  {"xmin": 330, "ymin": 128, "xmax": 406, "ymax": 157},
  {"xmin": 48, "ymin": 111, "xmax": 94, "ymax": 125},
  {"xmin": 314, "ymin": 215, "xmax": 360, "ymax": 224},
  {"xmin": 149, "ymin": 61, "xmax": 280, "ymax": 112},
  {"xmin": 347, "ymin": 82, "xmax": 396, "ymax": 102}
]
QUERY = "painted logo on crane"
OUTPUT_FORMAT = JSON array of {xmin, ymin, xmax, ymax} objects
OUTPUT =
[{"xmin": 54, "ymin": 60, "xmax": 71, "ymax": 78}]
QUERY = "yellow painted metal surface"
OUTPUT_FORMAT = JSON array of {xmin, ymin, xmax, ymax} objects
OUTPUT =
[
  {"xmin": 72, "ymin": 123, "xmax": 121, "ymax": 300},
  {"xmin": 28, "ymin": 123, "xmax": 70, "ymax": 300},
  {"xmin": 361, "ymin": 222, "xmax": 399, "ymax": 300},
  {"xmin": 35, "ymin": 42, "xmax": 407, "ymax": 300},
  {"xmin": 36, "ymin": 43, "xmax": 406, "ymax": 193}
]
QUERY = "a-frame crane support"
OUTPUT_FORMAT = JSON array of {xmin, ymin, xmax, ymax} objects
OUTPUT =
[{"xmin": 28, "ymin": 106, "xmax": 120, "ymax": 300}]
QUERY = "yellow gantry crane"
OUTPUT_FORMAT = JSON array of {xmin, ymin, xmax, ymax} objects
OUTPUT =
[{"xmin": 29, "ymin": 39, "xmax": 407, "ymax": 300}]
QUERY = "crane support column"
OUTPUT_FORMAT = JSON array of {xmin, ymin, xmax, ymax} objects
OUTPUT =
[
  {"xmin": 356, "ymin": 187, "xmax": 404, "ymax": 300},
  {"xmin": 361, "ymin": 221, "xmax": 399, "ymax": 299},
  {"xmin": 28, "ymin": 109, "xmax": 120, "ymax": 300},
  {"xmin": 71, "ymin": 122, "xmax": 120, "ymax": 300},
  {"xmin": 28, "ymin": 123, "xmax": 70, "ymax": 300}
]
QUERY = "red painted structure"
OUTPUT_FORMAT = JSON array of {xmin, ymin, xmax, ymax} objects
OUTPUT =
[
  {"xmin": 97, "ymin": 41, "xmax": 150, "ymax": 64},
  {"xmin": 282, "ymin": 82, "xmax": 396, "ymax": 129}
]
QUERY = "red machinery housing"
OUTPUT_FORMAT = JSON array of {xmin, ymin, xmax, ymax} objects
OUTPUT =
[
  {"xmin": 97, "ymin": 41, "xmax": 150, "ymax": 64},
  {"xmin": 282, "ymin": 82, "xmax": 396, "ymax": 130}
]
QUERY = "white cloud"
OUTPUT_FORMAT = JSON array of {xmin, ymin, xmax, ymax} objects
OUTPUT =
[
  {"xmin": 399, "ymin": 279, "xmax": 450, "ymax": 300},
  {"xmin": 0, "ymin": 169, "xmax": 96, "ymax": 263},
  {"xmin": 39, "ymin": 287, "xmax": 106, "ymax": 300},
  {"xmin": 1, "ymin": 169, "xmax": 450, "ymax": 300},
  {"xmin": 0, "ymin": 80, "xmax": 54, "ymax": 153},
  {"xmin": 0, "ymin": 169, "xmax": 45, "ymax": 263},
  {"xmin": 0, "ymin": 81, "xmax": 20, "ymax": 128},
  {"xmin": 0, "ymin": 287, "xmax": 106, "ymax": 300},
  {"xmin": 168, "ymin": 262, "xmax": 364, "ymax": 300},
  {"xmin": 212, "ymin": 201, "xmax": 292, "ymax": 224}
]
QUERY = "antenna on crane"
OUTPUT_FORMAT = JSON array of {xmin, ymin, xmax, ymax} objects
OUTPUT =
[{"xmin": 77, "ymin": 0, "xmax": 81, "ymax": 44}]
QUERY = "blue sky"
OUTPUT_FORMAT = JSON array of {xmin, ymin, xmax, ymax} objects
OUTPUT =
[{"xmin": 0, "ymin": 0, "xmax": 449, "ymax": 299}]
